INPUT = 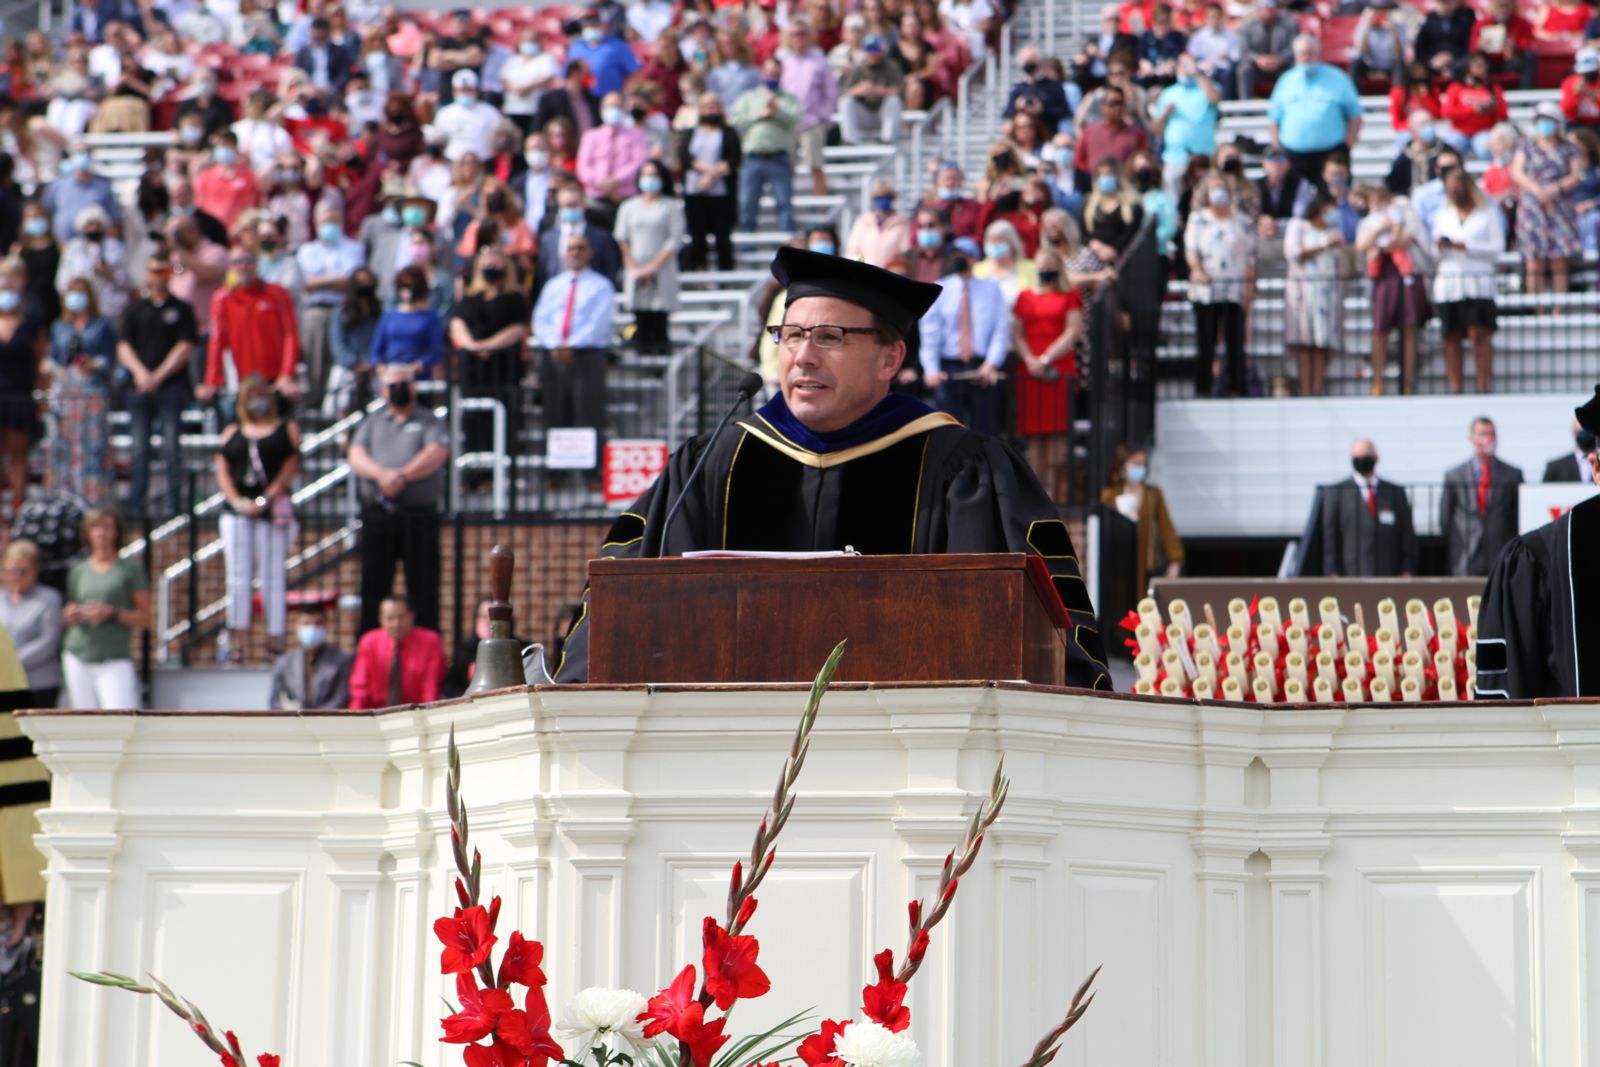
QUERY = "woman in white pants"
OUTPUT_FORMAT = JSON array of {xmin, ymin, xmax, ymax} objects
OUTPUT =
[
  {"xmin": 214, "ymin": 373, "xmax": 302, "ymax": 663},
  {"xmin": 63, "ymin": 508, "xmax": 148, "ymax": 710}
]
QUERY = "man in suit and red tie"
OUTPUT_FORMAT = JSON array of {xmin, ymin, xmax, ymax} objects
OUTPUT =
[
  {"xmin": 1320, "ymin": 437, "xmax": 1418, "ymax": 577},
  {"xmin": 1441, "ymin": 416, "xmax": 1524, "ymax": 577}
]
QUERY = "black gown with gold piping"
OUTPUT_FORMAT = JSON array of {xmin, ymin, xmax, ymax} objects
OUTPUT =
[{"xmin": 553, "ymin": 398, "xmax": 1110, "ymax": 689}]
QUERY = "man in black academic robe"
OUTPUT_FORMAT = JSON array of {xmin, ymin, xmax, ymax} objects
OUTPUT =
[
  {"xmin": 1317, "ymin": 438, "xmax": 1418, "ymax": 578},
  {"xmin": 1478, "ymin": 389, "xmax": 1600, "ymax": 698},
  {"xmin": 552, "ymin": 248, "xmax": 1110, "ymax": 690}
]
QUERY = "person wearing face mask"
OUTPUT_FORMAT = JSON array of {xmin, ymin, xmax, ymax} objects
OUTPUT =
[
  {"xmin": 348, "ymin": 367, "xmax": 451, "ymax": 634},
  {"xmin": 1150, "ymin": 54, "xmax": 1220, "ymax": 197},
  {"xmin": 566, "ymin": 14, "xmax": 642, "ymax": 98},
  {"xmin": 450, "ymin": 250, "xmax": 530, "ymax": 465},
  {"xmin": 214, "ymin": 373, "xmax": 302, "ymax": 661},
  {"xmin": 371, "ymin": 264, "xmax": 448, "ymax": 379},
  {"xmin": 1440, "ymin": 53, "xmax": 1508, "ymax": 160},
  {"xmin": 918, "ymin": 236, "xmax": 1010, "ymax": 432},
  {"xmin": 1267, "ymin": 34, "xmax": 1362, "ymax": 188},
  {"xmin": 356, "ymin": 178, "xmax": 412, "ymax": 302},
  {"xmin": 296, "ymin": 203, "xmax": 367, "ymax": 405},
  {"xmin": 1012, "ymin": 249, "xmax": 1084, "ymax": 502},
  {"xmin": 426, "ymin": 9, "xmax": 488, "ymax": 106},
  {"xmin": 614, "ymin": 160, "xmax": 683, "ymax": 356},
  {"xmin": 519, "ymin": 131, "xmax": 559, "ymax": 235},
  {"xmin": 844, "ymin": 179, "xmax": 913, "ymax": 268},
  {"xmin": 575, "ymin": 91, "xmax": 650, "ymax": 223},
  {"xmin": 456, "ymin": 178, "xmax": 538, "ymax": 280},
  {"xmin": 1313, "ymin": 439, "xmax": 1416, "ymax": 579},
  {"xmin": 294, "ymin": 15, "xmax": 355, "ymax": 97},
  {"xmin": 434, "ymin": 70, "xmax": 504, "ymax": 163},
  {"xmin": 268, "ymin": 603, "xmax": 353, "ymax": 710},
  {"xmin": 1283, "ymin": 191, "xmax": 1345, "ymax": 397},
  {"xmin": 193, "ymin": 131, "xmax": 261, "ymax": 233},
  {"xmin": 904, "ymin": 206, "xmax": 960, "ymax": 283},
  {"xmin": 173, "ymin": 68, "xmax": 234, "ymax": 139},
  {"xmin": 1564, "ymin": 49, "xmax": 1600, "ymax": 132},
  {"xmin": 1100, "ymin": 445, "xmax": 1183, "ymax": 609},
  {"xmin": 47, "ymin": 276, "xmax": 116, "ymax": 502},
  {"xmin": 56, "ymin": 203, "xmax": 130, "ymax": 321},
  {"xmin": 200, "ymin": 250, "xmax": 301, "ymax": 411},
  {"xmin": 536, "ymin": 182, "xmax": 623, "ymax": 288},
  {"xmin": 1442, "ymin": 416, "xmax": 1524, "ymax": 577},
  {"xmin": 679, "ymin": 93, "xmax": 742, "ymax": 270},
  {"xmin": 1354, "ymin": 183, "xmax": 1428, "ymax": 395},
  {"xmin": 839, "ymin": 35, "xmax": 905, "ymax": 145},
  {"xmin": 1542, "ymin": 418, "xmax": 1597, "ymax": 481},
  {"xmin": 41, "ymin": 144, "xmax": 121, "ymax": 245},
  {"xmin": 15, "ymin": 204, "xmax": 60, "ymax": 326},
  {"xmin": 1126, "ymin": 149, "xmax": 1177, "ymax": 258},
  {"xmin": 1084, "ymin": 160, "xmax": 1145, "ymax": 266},
  {"xmin": 730, "ymin": 56, "xmax": 801, "ymax": 233},
  {"xmin": 1184, "ymin": 174, "xmax": 1256, "ymax": 398},
  {"xmin": 1512, "ymin": 102, "xmax": 1584, "ymax": 300},
  {"xmin": 971, "ymin": 221, "xmax": 1037, "ymax": 308},
  {"xmin": 531, "ymin": 232, "xmax": 618, "ymax": 464},
  {"xmin": 920, "ymin": 162, "xmax": 984, "ymax": 241},
  {"xmin": 1433, "ymin": 168, "xmax": 1504, "ymax": 394},
  {"xmin": 0, "ymin": 262, "xmax": 41, "ymax": 519},
  {"xmin": 328, "ymin": 269, "xmax": 382, "ymax": 417},
  {"xmin": 502, "ymin": 30, "xmax": 559, "ymax": 135}
]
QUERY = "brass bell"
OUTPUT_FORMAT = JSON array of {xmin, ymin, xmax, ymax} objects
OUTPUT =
[{"xmin": 464, "ymin": 544, "xmax": 529, "ymax": 695}]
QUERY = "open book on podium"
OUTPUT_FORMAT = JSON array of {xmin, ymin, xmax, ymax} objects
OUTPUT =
[{"xmin": 586, "ymin": 553, "xmax": 1071, "ymax": 684}]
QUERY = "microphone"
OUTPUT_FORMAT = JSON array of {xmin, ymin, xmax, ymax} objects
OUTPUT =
[{"xmin": 658, "ymin": 371, "xmax": 764, "ymax": 556}]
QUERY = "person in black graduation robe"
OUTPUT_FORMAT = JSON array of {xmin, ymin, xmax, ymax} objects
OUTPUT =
[
  {"xmin": 1477, "ymin": 389, "xmax": 1600, "ymax": 699},
  {"xmin": 551, "ymin": 247, "xmax": 1111, "ymax": 690}
]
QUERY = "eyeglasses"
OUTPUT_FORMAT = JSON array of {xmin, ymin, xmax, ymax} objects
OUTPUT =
[{"xmin": 767, "ymin": 324, "xmax": 880, "ymax": 348}]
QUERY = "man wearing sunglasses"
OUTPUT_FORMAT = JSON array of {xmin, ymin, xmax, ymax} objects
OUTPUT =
[{"xmin": 552, "ymin": 248, "xmax": 1110, "ymax": 691}]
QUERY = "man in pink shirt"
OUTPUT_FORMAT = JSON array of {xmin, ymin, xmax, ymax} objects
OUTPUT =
[
  {"xmin": 778, "ymin": 19, "xmax": 839, "ymax": 196},
  {"xmin": 165, "ymin": 214, "xmax": 229, "ymax": 382},
  {"xmin": 575, "ymin": 91, "xmax": 650, "ymax": 226},
  {"xmin": 193, "ymin": 130, "xmax": 262, "ymax": 233},
  {"xmin": 1072, "ymin": 85, "xmax": 1148, "ymax": 174},
  {"xmin": 845, "ymin": 177, "xmax": 913, "ymax": 268}
]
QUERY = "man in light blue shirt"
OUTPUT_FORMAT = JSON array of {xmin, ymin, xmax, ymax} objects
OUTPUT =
[
  {"xmin": 919, "ymin": 238, "xmax": 1010, "ymax": 435},
  {"xmin": 565, "ymin": 15, "xmax": 641, "ymax": 98},
  {"xmin": 42, "ymin": 147, "xmax": 121, "ymax": 244},
  {"xmin": 1267, "ymin": 35, "xmax": 1362, "ymax": 185},
  {"xmin": 533, "ymin": 233, "xmax": 618, "ymax": 449},
  {"xmin": 1151, "ymin": 54, "xmax": 1221, "ymax": 196},
  {"xmin": 295, "ymin": 202, "xmax": 366, "ymax": 404}
]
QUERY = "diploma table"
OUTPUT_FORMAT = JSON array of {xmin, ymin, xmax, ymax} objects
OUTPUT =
[{"xmin": 22, "ymin": 687, "xmax": 1600, "ymax": 1067}]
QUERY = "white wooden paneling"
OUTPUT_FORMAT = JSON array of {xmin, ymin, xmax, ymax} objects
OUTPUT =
[{"xmin": 1065, "ymin": 863, "xmax": 1167, "ymax": 1067}]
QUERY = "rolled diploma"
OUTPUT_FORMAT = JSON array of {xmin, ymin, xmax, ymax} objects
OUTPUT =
[
  {"xmin": 1160, "ymin": 677, "xmax": 1184, "ymax": 697},
  {"xmin": 1345, "ymin": 623, "xmax": 1367, "ymax": 660},
  {"xmin": 1161, "ymin": 647, "xmax": 1189, "ymax": 685},
  {"xmin": 1285, "ymin": 624, "xmax": 1308, "ymax": 656},
  {"xmin": 1467, "ymin": 594, "xmax": 1481, "ymax": 628},
  {"xmin": 1253, "ymin": 652, "xmax": 1277, "ymax": 697},
  {"xmin": 1195, "ymin": 652, "xmax": 1218, "ymax": 688},
  {"xmin": 1406, "ymin": 598, "xmax": 1433, "ymax": 640},
  {"xmin": 1342, "ymin": 676, "xmax": 1365, "ymax": 702},
  {"xmin": 1259, "ymin": 597, "xmax": 1282, "ymax": 633},
  {"xmin": 1318, "ymin": 597, "xmax": 1343, "ymax": 646},
  {"xmin": 1283, "ymin": 676, "xmax": 1307, "ymax": 702},
  {"xmin": 1224, "ymin": 651, "xmax": 1246, "ymax": 682},
  {"xmin": 1464, "ymin": 648, "xmax": 1476, "ymax": 683},
  {"xmin": 1312, "ymin": 676, "xmax": 1336, "ymax": 702},
  {"xmin": 1400, "ymin": 676, "xmax": 1422, "ymax": 702},
  {"xmin": 1369, "ymin": 675, "xmax": 1393, "ymax": 701},
  {"xmin": 1138, "ymin": 597, "xmax": 1162, "ymax": 631},
  {"xmin": 1434, "ymin": 598, "xmax": 1456, "ymax": 634},
  {"xmin": 1252, "ymin": 676, "xmax": 1274, "ymax": 703},
  {"xmin": 1288, "ymin": 597, "xmax": 1311, "ymax": 631},
  {"xmin": 1221, "ymin": 676, "xmax": 1244, "ymax": 701},
  {"xmin": 1134, "ymin": 679, "xmax": 1156, "ymax": 695},
  {"xmin": 1371, "ymin": 651, "xmax": 1396, "ymax": 690},
  {"xmin": 1191, "ymin": 676, "xmax": 1215, "ymax": 700},
  {"xmin": 1193, "ymin": 623, "xmax": 1221, "ymax": 661},
  {"xmin": 1377, "ymin": 598, "xmax": 1400, "ymax": 639},
  {"xmin": 1433, "ymin": 648, "xmax": 1454, "ymax": 678},
  {"xmin": 1316, "ymin": 624, "xmax": 1338, "ymax": 654},
  {"xmin": 1403, "ymin": 625, "xmax": 1428, "ymax": 661},
  {"xmin": 1315, "ymin": 651, "xmax": 1338, "ymax": 688},
  {"xmin": 1374, "ymin": 627, "xmax": 1397, "ymax": 658},
  {"xmin": 1402, "ymin": 651, "xmax": 1425, "ymax": 684},
  {"xmin": 1226, "ymin": 624, "xmax": 1249, "ymax": 655},
  {"xmin": 1134, "ymin": 652, "xmax": 1159, "ymax": 684},
  {"xmin": 1168, "ymin": 598, "xmax": 1194, "ymax": 636},
  {"xmin": 1167, "ymin": 624, "xmax": 1198, "ymax": 680},
  {"xmin": 1344, "ymin": 650, "xmax": 1367, "ymax": 680},
  {"xmin": 1436, "ymin": 626, "xmax": 1457, "ymax": 656},
  {"xmin": 1284, "ymin": 651, "xmax": 1308, "ymax": 686},
  {"xmin": 1256, "ymin": 624, "xmax": 1279, "ymax": 657},
  {"xmin": 1136, "ymin": 623, "xmax": 1162, "ymax": 663},
  {"xmin": 1437, "ymin": 675, "xmax": 1458, "ymax": 701},
  {"xmin": 1465, "ymin": 679, "xmax": 1476, "ymax": 700},
  {"xmin": 1228, "ymin": 597, "xmax": 1251, "ymax": 635}
]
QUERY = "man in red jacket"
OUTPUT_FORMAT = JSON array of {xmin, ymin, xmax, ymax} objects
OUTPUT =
[
  {"xmin": 348, "ymin": 596, "xmax": 445, "ymax": 708},
  {"xmin": 199, "ymin": 248, "xmax": 301, "ymax": 405}
]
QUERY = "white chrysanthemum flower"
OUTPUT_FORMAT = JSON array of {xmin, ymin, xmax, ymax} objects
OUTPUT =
[
  {"xmin": 557, "ymin": 987, "xmax": 648, "ymax": 1061},
  {"xmin": 834, "ymin": 1019, "xmax": 922, "ymax": 1067}
]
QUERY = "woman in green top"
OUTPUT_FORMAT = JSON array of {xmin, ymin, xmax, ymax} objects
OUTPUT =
[{"xmin": 62, "ymin": 507, "xmax": 148, "ymax": 709}]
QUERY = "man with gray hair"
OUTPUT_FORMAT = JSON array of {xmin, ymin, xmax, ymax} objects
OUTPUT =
[
  {"xmin": 1267, "ymin": 33, "xmax": 1362, "ymax": 186},
  {"xmin": 41, "ymin": 142, "xmax": 120, "ymax": 243},
  {"xmin": 295, "ymin": 201, "xmax": 366, "ymax": 405}
]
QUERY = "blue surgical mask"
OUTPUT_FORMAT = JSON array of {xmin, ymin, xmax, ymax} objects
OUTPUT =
[
  {"xmin": 808, "ymin": 241, "xmax": 836, "ymax": 255},
  {"xmin": 213, "ymin": 146, "xmax": 236, "ymax": 166},
  {"xmin": 764, "ymin": 78, "xmax": 781, "ymax": 90},
  {"xmin": 583, "ymin": 26, "xmax": 604, "ymax": 43},
  {"xmin": 180, "ymin": 125, "xmax": 203, "ymax": 144},
  {"xmin": 1096, "ymin": 173, "xmax": 1119, "ymax": 194},
  {"xmin": 1537, "ymin": 117, "xmax": 1560, "ymax": 138},
  {"xmin": 318, "ymin": 221, "xmax": 343, "ymax": 243},
  {"xmin": 983, "ymin": 240, "xmax": 1009, "ymax": 259},
  {"xmin": 1322, "ymin": 207, "xmax": 1341, "ymax": 227},
  {"xmin": 1418, "ymin": 125, "xmax": 1438, "ymax": 144},
  {"xmin": 872, "ymin": 195, "xmax": 894, "ymax": 213},
  {"xmin": 519, "ymin": 40, "xmax": 540, "ymax": 56},
  {"xmin": 1125, "ymin": 464, "xmax": 1147, "ymax": 484},
  {"xmin": 401, "ymin": 205, "xmax": 428, "ymax": 227},
  {"xmin": 297, "ymin": 624, "xmax": 326, "ymax": 648},
  {"xmin": 916, "ymin": 228, "xmax": 941, "ymax": 249},
  {"xmin": 0, "ymin": 291, "xmax": 20, "ymax": 313},
  {"xmin": 382, "ymin": 204, "xmax": 401, "ymax": 226},
  {"xmin": 22, "ymin": 218, "xmax": 46, "ymax": 238},
  {"xmin": 639, "ymin": 175, "xmax": 663, "ymax": 194},
  {"xmin": 457, "ymin": 90, "xmax": 478, "ymax": 105},
  {"xmin": 559, "ymin": 207, "xmax": 585, "ymax": 225},
  {"xmin": 526, "ymin": 150, "xmax": 550, "ymax": 170},
  {"xmin": 64, "ymin": 291, "xmax": 89, "ymax": 313},
  {"xmin": 602, "ymin": 106, "xmax": 625, "ymax": 125}
]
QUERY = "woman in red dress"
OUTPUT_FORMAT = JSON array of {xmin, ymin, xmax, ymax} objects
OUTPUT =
[{"xmin": 1011, "ymin": 248, "xmax": 1084, "ymax": 502}]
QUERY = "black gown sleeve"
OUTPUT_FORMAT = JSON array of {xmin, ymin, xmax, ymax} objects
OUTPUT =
[
  {"xmin": 1475, "ymin": 536, "xmax": 1550, "ymax": 700},
  {"xmin": 938, "ymin": 435, "xmax": 1111, "ymax": 691}
]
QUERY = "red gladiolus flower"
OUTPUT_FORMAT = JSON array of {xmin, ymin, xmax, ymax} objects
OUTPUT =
[
  {"xmin": 640, "ymin": 964, "xmax": 697, "ymax": 1038},
  {"xmin": 258, "ymin": 1058, "xmax": 280, "ymax": 1067},
  {"xmin": 497, "ymin": 984, "xmax": 565, "ymax": 1066},
  {"xmin": 435, "ymin": 905, "xmax": 498, "ymax": 975},
  {"xmin": 497, "ymin": 931, "xmax": 547, "ymax": 990},
  {"xmin": 675, "ymin": 1002, "xmax": 730, "ymax": 1067},
  {"xmin": 702, "ymin": 917, "xmax": 771, "ymax": 1009},
  {"xmin": 907, "ymin": 900, "xmax": 920, "ymax": 928},
  {"xmin": 220, "ymin": 1055, "xmax": 240, "ymax": 1067},
  {"xmin": 862, "ymin": 948, "xmax": 910, "ymax": 1032},
  {"xmin": 797, "ymin": 1019, "xmax": 849, "ymax": 1067},
  {"xmin": 443, "ymin": 972, "xmax": 515, "ymax": 1044},
  {"xmin": 464, "ymin": 1039, "xmax": 529, "ymax": 1067},
  {"xmin": 908, "ymin": 928, "xmax": 930, "ymax": 963},
  {"xmin": 736, "ymin": 895, "xmax": 758, "ymax": 927}
]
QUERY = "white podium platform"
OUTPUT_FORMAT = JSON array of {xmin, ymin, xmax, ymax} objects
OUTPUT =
[{"xmin": 20, "ymin": 684, "xmax": 1600, "ymax": 1067}]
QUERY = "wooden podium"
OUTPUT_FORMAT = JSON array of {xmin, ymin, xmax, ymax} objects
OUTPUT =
[{"xmin": 586, "ymin": 553, "xmax": 1070, "ymax": 685}]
